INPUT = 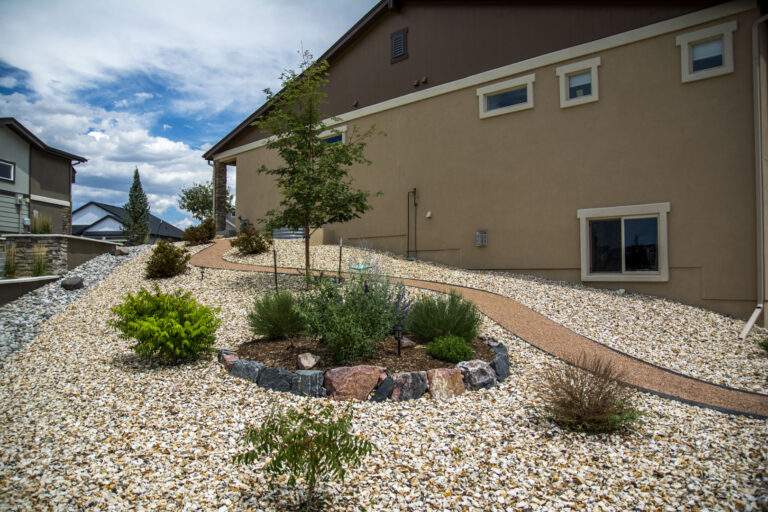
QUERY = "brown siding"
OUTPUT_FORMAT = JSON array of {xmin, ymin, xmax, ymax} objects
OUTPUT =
[
  {"xmin": 29, "ymin": 146, "xmax": 72, "ymax": 202},
  {"xmin": 221, "ymin": 1, "xmax": 720, "ymax": 152}
]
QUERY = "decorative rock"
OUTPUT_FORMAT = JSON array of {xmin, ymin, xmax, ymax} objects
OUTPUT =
[
  {"xmin": 229, "ymin": 360, "xmax": 264, "ymax": 383},
  {"xmin": 257, "ymin": 367, "xmax": 296, "ymax": 392},
  {"xmin": 426, "ymin": 368, "xmax": 465, "ymax": 399},
  {"xmin": 400, "ymin": 336, "xmax": 416, "ymax": 348},
  {"xmin": 390, "ymin": 371, "xmax": 428, "ymax": 401},
  {"xmin": 324, "ymin": 365, "xmax": 385, "ymax": 401},
  {"xmin": 114, "ymin": 246, "xmax": 130, "ymax": 256},
  {"xmin": 222, "ymin": 353, "xmax": 239, "ymax": 370},
  {"xmin": 370, "ymin": 374, "xmax": 395, "ymax": 402},
  {"xmin": 297, "ymin": 352, "xmax": 320, "ymax": 370},
  {"xmin": 481, "ymin": 335, "xmax": 501, "ymax": 347},
  {"xmin": 217, "ymin": 348, "xmax": 234, "ymax": 363},
  {"xmin": 490, "ymin": 350, "xmax": 510, "ymax": 382},
  {"xmin": 60, "ymin": 276, "xmax": 83, "ymax": 290},
  {"xmin": 291, "ymin": 370, "xmax": 326, "ymax": 397},
  {"xmin": 456, "ymin": 360, "xmax": 498, "ymax": 390}
]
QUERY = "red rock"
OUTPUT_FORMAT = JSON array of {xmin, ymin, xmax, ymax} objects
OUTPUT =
[
  {"xmin": 324, "ymin": 365, "xmax": 385, "ymax": 401},
  {"xmin": 222, "ymin": 353, "xmax": 239, "ymax": 370},
  {"xmin": 426, "ymin": 368, "xmax": 465, "ymax": 399}
]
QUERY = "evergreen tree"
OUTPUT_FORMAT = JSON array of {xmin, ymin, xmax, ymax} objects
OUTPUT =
[{"xmin": 123, "ymin": 167, "xmax": 150, "ymax": 245}]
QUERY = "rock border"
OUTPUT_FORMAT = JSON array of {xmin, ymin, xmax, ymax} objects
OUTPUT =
[{"xmin": 218, "ymin": 337, "xmax": 511, "ymax": 401}]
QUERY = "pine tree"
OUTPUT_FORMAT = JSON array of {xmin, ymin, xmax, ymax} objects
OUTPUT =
[{"xmin": 123, "ymin": 167, "xmax": 150, "ymax": 245}]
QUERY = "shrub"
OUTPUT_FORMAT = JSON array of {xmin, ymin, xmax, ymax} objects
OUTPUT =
[
  {"xmin": 541, "ymin": 355, "xmax": 641, "ymax": 434},
  {"xmin": 145, "ymin": 240, "xmax": 190, "ymax": 279},
  {"xmin": 299, "ymin": 272, "xmax": 403, "ymax": 363},
  {"xmin": 406, "ymin": 291, "xmax": 480, "ymax": 343},
  {"xmin": 234, "ymin": 404, "xmax": 373, "ymax": 510},
  {"xmin": 248, "ymin": 291, "xmax": 305, "ymax": 340},
  {"xmin": 31, "ymin": 244, "xmax": 48, "ymax": 276},
  {"xmin": 31, "ymin": 215, "xmax": 52, "ymax": 234},
  {"xmin": 427, "ymin": 335, "xmax": 474, "ymax": 363},
  {"xmin": 757, "ymin": 338, "xmax": 768, "ymax": 354},
  {"xmin": 110, "ymin": 286, "xmax": 220, "ymax": 363},
  {"xmin": 3, "ymin": 243, "xmax": 16, "ymax": 278},
  {"xmin": 231, "ymin": 222, "xmax": 270, "ymax": 255},
  {"xmin": 183, "ymin": 218, "xmax": 215, "ymax": 246}
]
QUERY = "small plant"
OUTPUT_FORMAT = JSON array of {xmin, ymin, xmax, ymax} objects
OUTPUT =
[
  {"xmin": 31, "ymin": 244, "xmax": 48, "ymax": 276},
  {"xmin": 145, "ymin": 240, "xmax": 190, "ymax": 279},
  {"xmin": 406, "ymin": 291, "xmax": 481, "ymax": 343},
  {"xmin": 541, "ymin": 355, "xmax": 641, "ymax": 434},
  {"xmin": 427, "ymin": 335, "xmax": 474, "ymax": 363},
  {"xmin": 231, "ymin": 221, "xmax": 270, "ymax": 255},
  {"xmin": 249, "ymin": 291, "xmax": 305, "ymax": 340},
  {"xmin": 757, "ymin": 337, "xmax": 768, "ymax": 354},
  {"xmin": 110, "ymin": 286, "xmax": 220, "ymax": 363},
  {"xmin": 31, "ymin": 215, "xmax": 52, "ymax": 234},
  {"xmin": 3, "ymin": 243, "xmax": 16, "ymax": 278},
  {"xmin": 183, "ymin": 218, "xmax": 215, "ymax": 246},
  {"xmin": 234, "ymin": 404, "xmax": 373, "ymax": 510}
]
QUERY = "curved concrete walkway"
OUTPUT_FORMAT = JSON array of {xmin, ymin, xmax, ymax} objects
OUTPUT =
[{"xmin": 192, "ymin": 239, "xmax": 768, "ymax": 418}]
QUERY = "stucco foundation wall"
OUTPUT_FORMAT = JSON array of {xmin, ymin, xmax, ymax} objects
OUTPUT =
[{"xmin": 230, "ymin": 8, "xmax": 761, "ymax": 318}]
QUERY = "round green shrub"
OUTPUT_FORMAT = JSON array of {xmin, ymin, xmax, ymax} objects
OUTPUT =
[
  {"xmin": 145, "ymin": 240, "xmax": 190, "ymax": 279},
  {"xmin": 426, "ymin": 335, "xmax": 474, "ymax": 363},
  {"xmin": 110, "ymin": 286, "xmax": 220, "ymax": 363},
  {"xmin": 231, "ymin": 222, "xmax": 270, "ymax": 255},
  {"xmin": 248, "ymin": 291, "xmax": 305, "ymax": 340},
  {"xmin": 183, "ymin": 218, "xmax": 215, "ymax": 246},
  {"xmin": 406, "ymin": 291, "xmax": 480, "ymax": 343}
]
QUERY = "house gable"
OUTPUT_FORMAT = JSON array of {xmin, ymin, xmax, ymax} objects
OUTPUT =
[
  {"xmin": 82, "ymin": 215, "xmax": 124, "ymax": 233},
  {"xmin": 72, "ymin": 203, "xmax": 111, "ymax": 226}
]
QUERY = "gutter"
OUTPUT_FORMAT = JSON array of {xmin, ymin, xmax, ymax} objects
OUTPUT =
[{"xmin": 740, "ymin": 12, "xmax": 768, "ymax": 340}]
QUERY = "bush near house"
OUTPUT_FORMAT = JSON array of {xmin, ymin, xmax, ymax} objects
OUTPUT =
[
  {"xmin": 231, "ymin": 222, "xmax": 270, "ymax": 255},
  {"xmin": 541, "ymin": 355, "xmax": 641, "ymax": 434},
  {"xmin": 426, "ymin": 335, "xmax": 475, "ymax": 363},
  {"xmin": 3, "ymin": 243, "xmax": 16, "ymax": 278},
  {"xmin": 110, "ymin": 286, "xmax": 220, "ymax": 363},
  {"xmin": 234, "ymin": 404, "xmax": 373, "ymax": 511},
  {"xmin": 31, "ymin": 215, "xmax": 52, "ymax": 234},
  {"xmin": 31, "ymin": 244, "xmax": 48, "ymax": 276},
  {"xmin": 183, "ymin": 218, "xmax": 215, "ymax": 246},
  {"xmin": 248, "ymin": 291, "xmax": 305, "ymax": 340},
  {"xmin": 145, "ymin": 240, "xmax": 190, "ymax": 279},
  {"xmin": 406, "ymin": 291, "xmax": 481, "ymax": 343}
]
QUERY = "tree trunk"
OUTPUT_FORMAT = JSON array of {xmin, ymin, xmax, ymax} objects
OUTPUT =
[{"xmin": 304, "ymin": 224, "xmax": 311, "ymax": 288}]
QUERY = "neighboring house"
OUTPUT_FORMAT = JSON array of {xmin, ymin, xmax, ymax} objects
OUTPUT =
[
  {"xmin": 0, "ymin": 117, "xmax": 86, "ymax": 234},
  {"xmin": 204, "ymin": 1, "xmax": 768, "ymax": 321},
  {"xmin": 72, "ymin": 202, "xmax": 183, "ymax": 242}
]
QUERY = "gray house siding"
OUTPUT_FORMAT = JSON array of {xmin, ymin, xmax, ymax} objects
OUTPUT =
[{"xmin": 0, "ymin": 125, "xmax": 30, "ymax": 233}]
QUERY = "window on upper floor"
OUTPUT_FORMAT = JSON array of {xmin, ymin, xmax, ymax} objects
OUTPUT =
[
  {"xmin": 0, "ymin": 159, "xmax": 14, "ymax": 182},
  {"xmin": 675, "ymin": 21, "xmax": 736, "ymax": 83},
  {"xmin": 476, "ymin": 74, "xmax": 535, "ymax": 119},
  {"xmin": 391, "ymin": 28, "xmax": 408, "ymax": 63},
  {"xmin": 320, "ymin": 125, "xmax": 346, "ymax": 144},
  {"xmin": 556, "ymin": 57, "xmax": 601, "ymax": 108}
]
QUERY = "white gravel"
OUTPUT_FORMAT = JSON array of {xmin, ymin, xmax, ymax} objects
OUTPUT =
[
  {"xmin": 0, "ymin": 248, "xmax": 766, "ymax": 510},
  {"xmin": 226, "ymin": 240, "xmax": 768, "ymax": 394}
]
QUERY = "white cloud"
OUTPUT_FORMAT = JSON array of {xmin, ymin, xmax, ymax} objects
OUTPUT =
[{"xmin": 0, "ymin": 76, "xmax": 18, "ymax": 88}]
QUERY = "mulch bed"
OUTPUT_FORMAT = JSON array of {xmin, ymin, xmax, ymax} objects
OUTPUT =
[{"xmin": 237, "ymin": 336, "xmax": 494, "ymax": 373}]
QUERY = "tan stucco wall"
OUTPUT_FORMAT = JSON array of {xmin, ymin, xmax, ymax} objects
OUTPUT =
[{"xmin": 231, "ymin": 9, "xmax": 762, "ymax": 319}]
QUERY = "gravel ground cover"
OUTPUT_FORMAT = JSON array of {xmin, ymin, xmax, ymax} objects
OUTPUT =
[
  {"xmin": 226, "ymin": 240, "xmax": 768, "ymax": 394},
  {"xmin": 1, "ymin": 249, "xmax": 766, "ymax": 510},
  {"xmin": 0, "ymin": 246, "xmax": 146, "ymax": 362}
]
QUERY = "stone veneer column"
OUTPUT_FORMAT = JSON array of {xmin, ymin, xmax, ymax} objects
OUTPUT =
[{"xmin": 213, "ymin": 161, "xmax": 227, "ymax": 233}]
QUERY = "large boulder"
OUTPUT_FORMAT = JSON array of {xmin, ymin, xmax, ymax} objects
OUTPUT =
[
  {"xmin": 370, "ymin": 374, "xmax": 395, "ymax": 402},
  {"xmin": 426, "ymin": 368, "xmax": 465, "ymax": 399},
  {"xmin": 390, "ymin": 371, "xmax": 428, "ymax": 401},
  {"xmin": 291, "ymin": 370, "xmax": 326, "ymax": 397},
  {"xmin": 324, "ymin": 365, "xmax": 385, "ymax": 401},
  {"xmin": 490, "ymin": 345, "xmax": 510, "ymax": 382},
  {"xmin": 257, "ymin": 367, "xmax": 296, "ymax": 392},
  {"xmin": 229, "ymin": 360, "xmax": 264, "ymax": 383},
  {"xmin": 297, "ymin": 352, "xmax": 320, "ymax": 370},
  {"xmin": 456, "ymin": 360, "xmax": 497, "ymax": 390},
  {"xmin": 60, "ymin": 276, "xmax": 83, "ymax": 291},
  {"xmin": 114, "ymin": 246, "xmax": 130, "ymax": 256}
]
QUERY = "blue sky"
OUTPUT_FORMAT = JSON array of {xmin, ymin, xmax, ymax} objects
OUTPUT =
[{"xmin": 0, "ymin": 0, "xmax": 377, "ymax": 229}]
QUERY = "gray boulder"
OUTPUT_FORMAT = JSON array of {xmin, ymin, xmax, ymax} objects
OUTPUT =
[
  {"xmin": 60, "ymin": 276, "xmax": 83, "ymax": 291},
  {"xmin": 115, "ymin": 246, "xmax": 130, "ymax": 256},
  {"xmin": 291, "ymin": 370, "xmax": 326, "ymax": 397},
  {"xmin": 257, "ymin": 367, "xmax": 296, "ymax": 392},
  {"xmin": 490, "ymin": 352, "xmax": 510, "ymax": 382},
  {"xmin": 229, "ymin": 360, "xmax": 264, "ymax": 383},
  {"xmin": 370, "ymin": 374, "xmax": 395, "ymax": 402},
  {"xmin": 456, "ymin": 360, "xmax": 497, "ymax": 390},
  {"xmin": 390, "ymin": 371, "xmax": 428, "ymax": 401}
]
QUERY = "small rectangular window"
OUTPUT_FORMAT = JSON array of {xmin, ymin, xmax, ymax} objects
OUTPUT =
[
  {"xmin": 624, "ymin": 217, "xmax": 659, "ymax": 271},
  {"xmin": 691, "ymin": 38, "xmax": 724, "ymax": 72},
  {"xmin": 476, "ymin": 73, "xmax": 535, "ymax": 119},
  {"xmin": 589, "ymin": 219, "xmax": 621, "ymax": 273},
  {"xmin": 391, "ymin": 28, "xmax": 408, "ymax": 63},
  {"xmin": 323, "ymin": 134, "xmax": 343, "ymax": 144},
  {"xmin": 568, "ymin": 71, "xmax": 592, "ymax": 99},
  {"xmin": 486, "ymin": 87, "xmax": 527, "ymax": 111},
  {"xmin": 0, "ymin": 160, "xmax": 13, "ymax": 182}
]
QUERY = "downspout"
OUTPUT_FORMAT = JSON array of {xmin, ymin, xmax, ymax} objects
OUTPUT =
[{"xmin": 740, "ymin": 13, "xmax": 768, "ymax": 340}]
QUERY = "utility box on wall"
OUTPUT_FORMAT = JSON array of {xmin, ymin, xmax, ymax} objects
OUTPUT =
[{"xmin": 474, "ymin": 230, "xmax": 488, "ymax": 247}]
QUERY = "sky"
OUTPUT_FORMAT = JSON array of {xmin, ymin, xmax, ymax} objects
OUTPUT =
[{"xmin": 0, "ymin": 0, "xmax": 377, "ymax": 229}]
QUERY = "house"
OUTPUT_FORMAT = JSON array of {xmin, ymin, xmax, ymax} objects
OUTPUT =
[
  {"xmin": 204, "ymin": 0, "xmax": 768, "ymax": 322},
  {"xmin": 71, "ymin": 201, "xmax": 183, "ymax": 243},
  {"xmin": 0, "ymin": 117, "xmax": 86, "ymax": 234}
]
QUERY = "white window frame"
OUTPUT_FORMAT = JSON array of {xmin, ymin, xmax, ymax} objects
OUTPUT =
[
  {"xmin": 0, "ymin": 159, "xmax": 14, "ymax": 182},
  {"xmin": 476, "ymin": 73, "xmax": 535, "ymax": 119},
  {"xmin": 556, "ymin": 56, "xmax": 601, "ymax": 108},
  {"xmin": 576, "ymin": 202, "xmax": 670, "ymax": 282},
  {"xmin": 319, "ymin": 124, "xmax": 347, "ymax": 143},
  {"xmin": 675, "ymin": 21, "xmax": 736, "ymax": 83}
]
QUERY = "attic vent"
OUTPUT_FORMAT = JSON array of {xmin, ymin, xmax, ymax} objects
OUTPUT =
[{"xmin": 391, "ymin": 28, "xmax": 408, "ymax": 63}]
